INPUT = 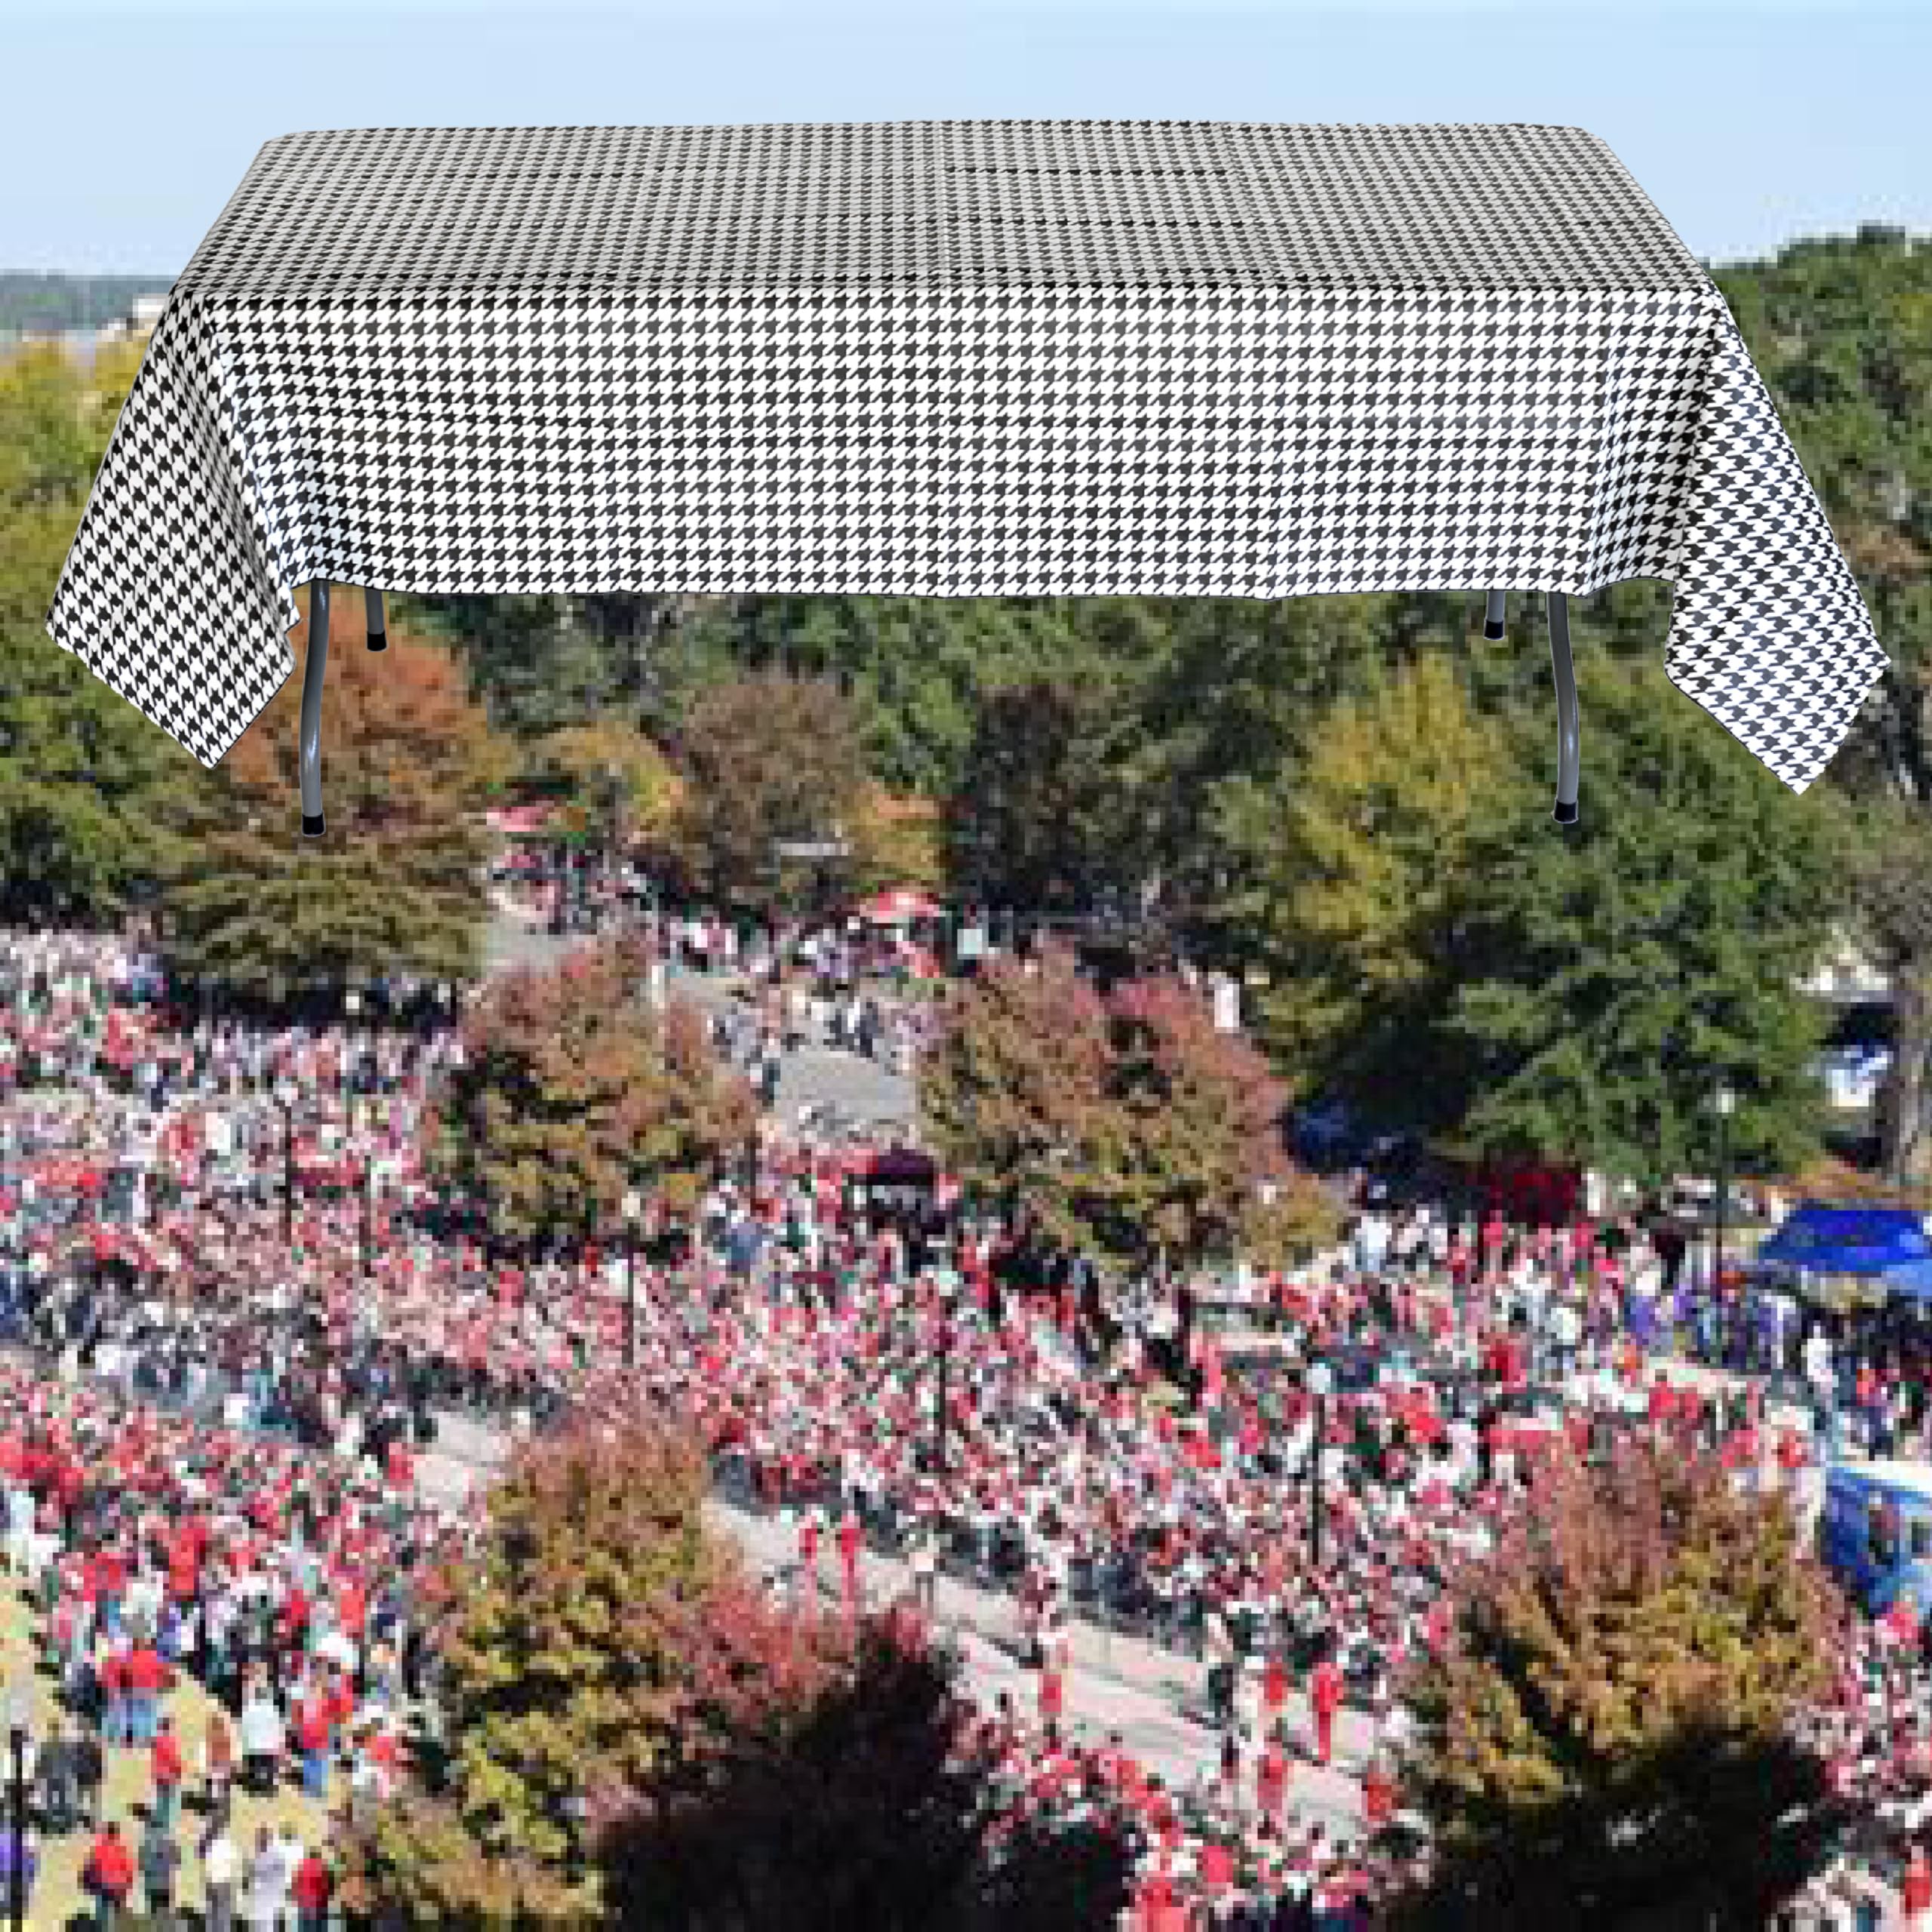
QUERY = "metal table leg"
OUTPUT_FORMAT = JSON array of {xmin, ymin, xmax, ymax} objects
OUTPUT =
[
  {"xmin": 366, "ymin": 587, "xmax": 386, "ymax": 652},
  {"xmin": 299, "ymin": 580, "xmax": 330, "ymax": 838},
  {"xmin": 1549, "ymin": 590, "xmax": 1580, "ymax": 824},
  {"xmin": 1484, "ymin": 589, "xmax": 1507, "ymax": 640}
]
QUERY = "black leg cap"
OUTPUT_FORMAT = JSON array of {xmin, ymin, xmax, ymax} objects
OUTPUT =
[
  {"xmin": 368, "ymin": 631, "xmax": 387, "ymax": 653},
  {"xmin": 1483, "ymin": 620, "xmax": 1506, "ymax": 640},
  {"xmin": 302, "ymin": 814, "xmax": 326, "ymax": 838},
  {"xmin": 1553, "ymin": 801, "xmax": 1579, "ymax": 825}
]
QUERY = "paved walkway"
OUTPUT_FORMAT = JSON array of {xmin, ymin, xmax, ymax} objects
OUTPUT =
[{"xmin": 420, "ymin": 1411, "xmax": 1376, "ymax": 1836}]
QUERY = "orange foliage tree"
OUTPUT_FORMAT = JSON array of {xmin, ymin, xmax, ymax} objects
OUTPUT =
[
  {"xmin": 341, "ymin": 1407, "xmax": 1131, "ymax": 1930},
  {"xmin": 421, "ymin": 931, "xmax": 755, "ymax": 1246},
  {"xmin": 666, "ymin": 669, "xmax": 873, "ymax": 909},
  {"xmin": 1386, "ymin": 1437, "xmax": 1855, "ymax": 1930},
  {"xmin": 337, "ymin": 1413, "xmax": 835, "ymax": 1926},
  {"xmin": 921, "ymin": 941, "xmax": 1337, "ymax": 1272},
  {"xmin": 152, "ymin": 582, "xmax": 509, "ymax": 991}
]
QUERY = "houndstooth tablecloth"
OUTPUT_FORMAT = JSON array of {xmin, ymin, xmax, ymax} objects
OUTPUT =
[{"xmin": 44, "ymin": 119, "xmax": 1887, "ymax": 792}]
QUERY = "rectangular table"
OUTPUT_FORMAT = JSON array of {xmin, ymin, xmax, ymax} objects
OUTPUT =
[{"xmin": 43, "ymin": 119, "xmax": 1887, "ymax": 832}]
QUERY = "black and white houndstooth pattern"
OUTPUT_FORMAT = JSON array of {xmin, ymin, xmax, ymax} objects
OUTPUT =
[{"xmin": 44, "ymin": 121, "xmax": 1887, "ymax": 791}]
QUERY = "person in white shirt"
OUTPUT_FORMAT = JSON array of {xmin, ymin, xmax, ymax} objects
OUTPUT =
[
  {"xmin": 1549, "ymin": 1297, "xmax": 1583, "ymax": 1380},
  {"xmin": 201, "ymin": 1823, "xmax": 238, "ymax": 1932},
  {"xmin": 243, "ymin": 1823, "xmax": 286, "ymax": 1932}
]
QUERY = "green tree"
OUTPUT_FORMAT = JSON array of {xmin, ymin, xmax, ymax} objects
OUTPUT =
[
  {"xmin": 943, "ymin": 675, "xmax": 1149, "ymax": 912},
  {"xmin": 1715, "ymin": 229, "xmax": 1932, "ymax": 1177},
  {"xmin": 0, "ymin": 339, "xmax": 196, "ymax": 926},
  {"xmin": 423, "ymin": 931, "xmax": 755, "ymax": 1247},
  {"xmin": 400, "ymin": 592, "xmax": 626, "ymax": 742},
  {"xmin": 667, "ymin": 669, "xmax": 873, "ymax": 910},
  {"xmin": 151, "ymin": 584, "xmax": 503, "ymax": 994},
  {"xmin": 1438, "ymin": 652, "xmax": 1847, "ymax": 1188},
  {"xmin": 1390, "ymin": 1438, "xmax": 1852, "ymax": 1930},
  {"xmin": 1210, "ymin": 648, "xmax": 1515, "ymax": 1121}
]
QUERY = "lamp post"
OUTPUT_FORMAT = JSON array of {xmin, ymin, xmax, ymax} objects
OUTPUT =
[
  {"xmin": 1306, "ymin": 1359, "xmax": 1334, "ymax": 1566},
  {"xmin": 361, "ymin": 1153, "xmax": 389, "ymax": 1286},
  {"xmin": 1714, "ymin": 1084, "xmax": 1737, "ymax": 1365},
  {"xmin": 934, "ymin": 1284, "xmax": 956, "ymax": 1475},
  {"xmin": 273, "ymin": 1077, "xmax": 298, "ymax": 1251},
  {"xmin": 6, "ymin": 1672, "xmax": 29, "ymax": 1932},
  {"xmin": 623, "ymin": 1188, "xmax": 643, "ymax": 1367}
]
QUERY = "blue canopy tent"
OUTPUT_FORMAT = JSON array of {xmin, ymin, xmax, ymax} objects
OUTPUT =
[{"xmin": 1754, "ymin": 1202, "xmax": 1932, "ymax": 1304}]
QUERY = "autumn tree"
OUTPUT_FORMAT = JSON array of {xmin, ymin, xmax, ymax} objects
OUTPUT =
[
  {"xmin": 422, "ymin": 931, "xmax": 755, "ymax": 1248},
  {"xmin": 608, "ymin": 1612, "xmax": 1131, "ymax": 1931},
  {"xmin": 338, "ymin": 1412, "xmax": 844, "ymax": 1927},
  {"xmin": 1388, "ymin": 1437, "xmax": 1854, "ymax": 1930},
  {"xmin": 151, "ymin": 583, "xmax": 508, "ymax": 992},
  {"xmin": 345, "ymin": 1406, "xmax": 1130, "ymax": 1931},
  {"xmin": 522, "ymin": 716, "xmax": 684, "ymax": 853},
  {"xmin": 921, "ymin": 942, "xmax": 1337, "ymax": 1274},
  {"xmin": 919, "ymin": 942, "xmax": 1115, "ymax": 1244},
  {"xmin": 666, "ymin": 669, "xmax": 872, "ymax": 909},
  {"xmin": 1094, "ymin": 976, "xmax": 1336, "ymax": 1272}
]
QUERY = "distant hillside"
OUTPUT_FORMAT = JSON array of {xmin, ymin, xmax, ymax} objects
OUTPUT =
[{"xmin": 0, "ymin": 272, "xmax": 174, "ymax": 336}]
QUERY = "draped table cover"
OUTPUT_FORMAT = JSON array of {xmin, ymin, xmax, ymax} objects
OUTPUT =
[{"xmin": 44, "ymin": 118, "xmax": 1887, "ymax": 795}]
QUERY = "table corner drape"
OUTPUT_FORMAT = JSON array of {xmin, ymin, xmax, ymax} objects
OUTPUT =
[
  {"xmin": 1663, "ymin": 289, "xmax": 1890, "ymax": 795},
  {"xmin": 42, "ymin": 291, "xmax": 300, "ymax": 771}
]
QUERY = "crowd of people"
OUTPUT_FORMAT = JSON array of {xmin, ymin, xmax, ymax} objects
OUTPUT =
[{"xmin": 0, "ymin": 915, "xmax": 1928, "ymax": 1925}]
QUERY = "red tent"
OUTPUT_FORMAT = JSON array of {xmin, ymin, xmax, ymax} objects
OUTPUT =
[{"xmin": 858, "ymin": 887, "xmax": 941, "ymax": 925}]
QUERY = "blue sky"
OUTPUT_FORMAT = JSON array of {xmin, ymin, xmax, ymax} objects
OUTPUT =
[{"xmin": 2, "ymin": 0, "xmax": 1924, "ymax": 278}]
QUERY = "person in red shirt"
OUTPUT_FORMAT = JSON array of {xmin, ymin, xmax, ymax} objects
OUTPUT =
[
  {"xmin": 1310, "ymin": 1654, "xmax": 1344, "ymax": 1768},
  {"xmin": 325, "ymin": 1667, "xmax": 356, "ymax": 1752},
  {"xmin": 1647, "ymin": 1372, "xmax": 1675, "ymax": 1428},
  {"xmin": 98, "ymin": 1647, "xmax": 130, "ymax": 1749},
  {"xmin": 1134, "ymin": 1865, "xmax": 1177, "ymax": 1932},
  {"xmin": 836, "ymin": 1507, "xmax": 863, "ymax": 1617},
  {"xmin": 84, "ymin": 1818, "xmax": 135, "ymax": 1923},
  {"xmin": 123, "ymin": 1640, "xmax": 168, "ymax": 1746},
  {"xmin": 292, "ymin": 1847, "xmax": 334, "ymax": 1932},
  {"xmin": 295, "ymin": 1696, "xmax": 332, "ymax": 1801},
  {"xmin": 149, "ymin": 1715, "xmax": 184, "ymax": 1832},
  {"xmin": 1037, "ymin": 1663, "xmax": 1063, "ymax": 1725},
  {"xmin": 1362, "ymin": 1756, "xmax": 1397, "ymax": 1828},
  {"xmin": 1263, "ymin": 1651, "xmax": 1289, "ymax": 1739},
  {"xmin": 795, "ymin": 1509, "xmax": 820, "ymax": 1607},
  {"xmin": 1256, "ymin": 1737, "xmax": 1288, "ymax": 1821},
  {"xmin": 1198, "ymin": 1838, "xmax": 1235, "ymax": 1898},
  {"xmin": 1903, "ymin": 1841, "xmax": 1932, "ymax": 1928}
]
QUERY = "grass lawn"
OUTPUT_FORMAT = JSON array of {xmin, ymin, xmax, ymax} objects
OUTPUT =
[{"xmin": 0, "ymin": 1586, "xmax": 337, "ymax": 1930}]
